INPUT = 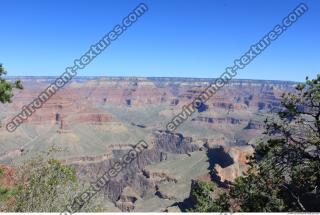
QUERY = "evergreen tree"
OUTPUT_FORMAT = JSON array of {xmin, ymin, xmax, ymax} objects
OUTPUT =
[
  {"xmin": 0, "ymin": 64, "xmax": 22, "ymax": 103},
  {"xmin": 190, "ymin": 75, "xmax": 320, "ymax": 212}
]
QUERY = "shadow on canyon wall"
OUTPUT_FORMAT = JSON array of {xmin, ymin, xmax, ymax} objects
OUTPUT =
[{"xmin": 172, "ymin": 146, "xmax": 234, "ymax": 211}]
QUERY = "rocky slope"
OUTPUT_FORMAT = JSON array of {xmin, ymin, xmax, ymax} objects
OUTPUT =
[{"xmin": 0, "ymin": 77, "xmax": 296, "ymax": 211}]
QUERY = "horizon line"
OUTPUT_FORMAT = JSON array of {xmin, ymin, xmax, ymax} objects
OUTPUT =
[{"xmin": 6, "ymin": 76, "xmax": 300, "ymax": 83}]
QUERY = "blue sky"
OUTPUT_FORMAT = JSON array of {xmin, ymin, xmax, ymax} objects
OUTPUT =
[{"xmin": 0, "ymin": 0, "xmax": 319, "ymax": 81}]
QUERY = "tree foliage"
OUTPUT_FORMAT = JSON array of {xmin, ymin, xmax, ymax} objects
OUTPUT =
[
  {"xmin": 0, "ymin": 63, "xmax": 22, "ymax": 209},
  {"xmin": 0, "ymin": 149, "xmax": 103, "ymax": 212},
  {"xmin": 11, "ymin": 156, "xmax": 77, "ymax": 212},
  {"xmin": 190, "ymin": 75, "xmax": 320, "ymax": 212},
  {"xmin": 0, "ymin": 166, "xmax": 19, "ymax": 211},
  {"xmin": 0, "ymin": 63, "xmax": 22, "ymax": 103},
  {"xmin": 0, "ymin": 64, "xmax": 103, "ymax": 212},
  {"xmin": 231, "ymin": 76, "xmax": 320, "ymax": 211},
  {"xmin": 188, "ymin": 180, "xmax": 229, "ymax": 212},
  {"xmin": 229, "ymin": 75, "xmax": 320, "ymax": 212}
]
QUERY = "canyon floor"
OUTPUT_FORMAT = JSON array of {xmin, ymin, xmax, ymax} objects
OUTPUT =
[{"xmin": 0, "ymin": 77, "xmax": 296, "ymax": 212}]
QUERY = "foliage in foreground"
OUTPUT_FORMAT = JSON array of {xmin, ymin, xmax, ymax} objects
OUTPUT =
[
  {"xmin": 0, "ymin": 64, "xmax": 103, "ymax": 212},
  {"xmin": 0, "ymin": 63, "xmax": 23, "ymax": 210},
  {"xmin": 190, "ymin": 75, "xmax": 320, "ymax": 212},
  {"xmin": 0, "ymin": 64, "xmax": 22, "ymax": 103},
  {"xmin": 187, "ymin": 180, "xmax": 229, "ymax": 212},
  {"xmin": 0, "ymin": 149, "xmax": 103, "ymax": 212}
]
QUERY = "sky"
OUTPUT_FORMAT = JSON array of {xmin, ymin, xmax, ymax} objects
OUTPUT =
[{"xmin": 0, "ymin": 0, "xmax": 319, "ymax": 82}]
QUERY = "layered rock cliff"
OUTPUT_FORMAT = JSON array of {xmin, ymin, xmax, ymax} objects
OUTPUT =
[{"xmin": 0, "ymin": 77, "xmax": 296, "ymax": 211}]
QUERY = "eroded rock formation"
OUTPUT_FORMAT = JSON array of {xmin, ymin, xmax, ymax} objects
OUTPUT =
[{"xmin": 0, "ymin": 77, "xmax": 296, "ymax": 211}]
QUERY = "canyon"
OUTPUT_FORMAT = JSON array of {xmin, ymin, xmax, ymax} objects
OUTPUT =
[{"xmin": 0, "ymin": 77, "xmax": 296, "ymax": 211}]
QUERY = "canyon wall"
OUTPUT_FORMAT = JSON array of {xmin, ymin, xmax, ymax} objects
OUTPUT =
[{"xmin": 0, "ymin": 77, "xmax": 296, "ymax": 211}]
